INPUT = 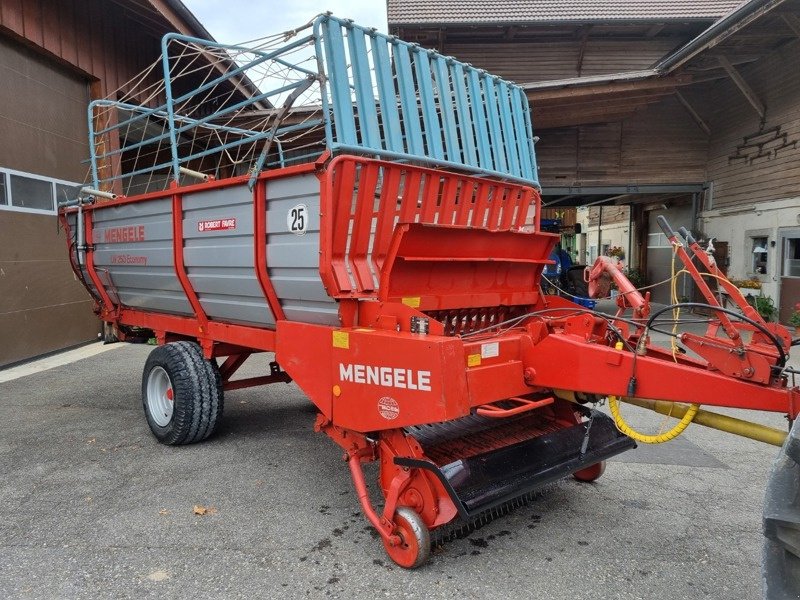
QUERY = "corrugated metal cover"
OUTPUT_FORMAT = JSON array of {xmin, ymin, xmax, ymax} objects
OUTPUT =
[{"xmin": 388, "ymin": 0, "xmax": 746, "ymax": 25}]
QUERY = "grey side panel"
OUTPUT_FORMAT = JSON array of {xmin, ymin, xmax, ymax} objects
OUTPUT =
[
  {"xmin": 266, "ymin": 173, "xmax": 339, "ymax": 325},
  {"xmin": 183, "ymin": 186, "xmax": 275, "ymax": 327},
  {"xmin": 92, "ymin": 199, "xmax": 192, "ymax": 315}
]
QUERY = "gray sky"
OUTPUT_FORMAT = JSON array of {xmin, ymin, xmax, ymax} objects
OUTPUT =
[{"xmin": 182, "ymin": 0, "xmax": 388, "ymax": 43}]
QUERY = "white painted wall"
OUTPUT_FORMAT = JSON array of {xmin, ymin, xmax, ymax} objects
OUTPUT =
[
  {"xmin": 576, "ymin": 206, "xmax": 631, "ymax": 265},
  {"xmin": 700, "ymin": 196, "xmax": 800, "ymax": 304}
]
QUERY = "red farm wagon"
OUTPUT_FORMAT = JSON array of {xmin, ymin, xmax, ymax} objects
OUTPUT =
[{"xmin": 59, "ymin": 15, "xmax": 800, "ymax": 574}]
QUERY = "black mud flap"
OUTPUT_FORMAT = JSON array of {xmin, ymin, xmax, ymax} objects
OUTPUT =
[
  {"xmin": 398, "ymin": 408, "xmax": 635, "ymax": 519},
  {"xmin": 763, "ymin": 417, "xmax": 800, "ymax": 599}
]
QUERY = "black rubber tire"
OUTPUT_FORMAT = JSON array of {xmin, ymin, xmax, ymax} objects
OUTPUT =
[
  {"xmin": 141, "ymin": 341, "xmax": 224, "ymax": 445},
  {"xmin": 763, "ymin": 417, "xmax": 800, "ymax": 598}
]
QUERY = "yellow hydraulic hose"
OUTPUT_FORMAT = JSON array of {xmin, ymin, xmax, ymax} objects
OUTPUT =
[
  {"xmin": 608, "ymin": 394, "xmax": 699, "ymax": 444},
  {"xmin": 605, "ymin": 338, "xmax": 700, "ymax": 444},
  {"xmin": 620, "ymin": 397, "xmax": 787, "ymax": 447}
]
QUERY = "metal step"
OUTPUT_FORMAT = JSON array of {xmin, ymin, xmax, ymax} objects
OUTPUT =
[{"xmin": 399, "ymin": 408, "xmax": 635, "ymax": 519}]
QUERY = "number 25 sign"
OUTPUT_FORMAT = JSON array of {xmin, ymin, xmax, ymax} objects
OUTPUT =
[{"xmin": 287, "ymin": 204, "xmax": 308, "ymax": 236}]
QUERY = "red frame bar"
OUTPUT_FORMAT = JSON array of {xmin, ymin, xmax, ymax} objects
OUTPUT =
[
  {"xmin": 171, "ymin": 188, "xmax": 208, "ymax": 332},
  {"xmin": 83, "ymin": 210, "xmax": 117, "ymax": 315},
  {"xmin": 349, "ymin": 163, "xmax": 380, "ymax": 291},
  {"xmin": 254, "ymin": 179, "xmax": 286, "ymax": 321},
  {"xmin": 112, "ymin": 307, "xmax": 276, "ymax": 352},
  {"xmin": 371, "ymin": 166, "xmax": 402, "ymax": 275}
]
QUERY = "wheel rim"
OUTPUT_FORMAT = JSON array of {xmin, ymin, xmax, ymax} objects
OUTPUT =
[
  {"xmin": 383, "ymin": 507, "xmax": 430, "ymax": 569},
  {"xmin": 573, "ymin": 460, "xmax": 606, "ymax": 482},
  {"xmin": 146, "ymin": 366, "xmax": 174, "ymax": 427}
]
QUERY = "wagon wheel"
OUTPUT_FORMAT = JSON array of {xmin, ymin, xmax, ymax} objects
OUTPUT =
[
  {"xmin": 142, "ymin": 341, "xmax": 223, "ymax": 445},
  {"xmin": 573, "ymin": 460, "xmax": 606, "ymax": 483},
  {"xmin": 383, "ymin": 507, "xmax": 431, "ymax": 569}
]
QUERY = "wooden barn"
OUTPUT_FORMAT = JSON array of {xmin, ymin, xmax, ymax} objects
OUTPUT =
[
  {"xmin": 390, "ymin": 0, "xmax": 800, "ymax": 315},
  {"xmin": 0, "ymin": 0, "xmax": 225, "ymax": 366}
]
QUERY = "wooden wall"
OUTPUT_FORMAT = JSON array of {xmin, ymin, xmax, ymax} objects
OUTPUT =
[
  {"xmin": 0, "ymin": 0, "xmax": 192, "ymax": 365},
  {"xmin": 0, "ymin": 0, "xmax": 165, "ymax": 97},
  {"xmin": 702, "ymin": 39, "xmax": 800, "ymax": 208},
  {"xmin": 443, "ymin": 37, "xmax": 684, "ymax": 83},
  {"xmin": 588, "ymin": 205, "xmax": 629, "ymax": 226},
  {"xmin": 535, "ymin": 94, "xmax": 709, "ymax": 188},
  {"xmin": 540, "ymin": 207, "xmax": 577, "ymax": 226}
]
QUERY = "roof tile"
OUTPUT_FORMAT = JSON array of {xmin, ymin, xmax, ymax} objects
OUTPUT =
[{"xmin": 387, "ymin": 0, "xmax": 747, "ymax": 25}]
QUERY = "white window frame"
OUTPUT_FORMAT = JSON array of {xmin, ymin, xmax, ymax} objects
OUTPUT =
[{"xmin": 0, "ymin": 166, "xmax": 82, "ymax": 216}]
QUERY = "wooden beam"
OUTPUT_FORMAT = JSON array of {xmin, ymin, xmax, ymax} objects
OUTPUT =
[
  {"xmin": 535, "ymin": 109, "xmax": 640, "ymax": 129},
  {"xmin": 142, "ymin": 0, "xmax": 193, "ymax": 35},
  {"xmin": 662, "ymin": 0, "xmax": 787, "ymax": 72},
  {"xmin": 675, "ymin": 91, "xmax": 711, "ymax": 135},
  {"xmin": 534, "ymin": 90, "xmax": 673, "ymax": 108},
  {"xmin": 527, "ymin": 75, "xmax": 691, "ymax": 102},
  {"xmin": 144, "ymin": 0, "xmax": 266, "ymax": 109},
  {"xmin": 576, "ymin": 25, "xmax": 592, "ymax": 76},
  {"xmin": 717, "ymin": 55, "xmax": 765, "ymax": 119},
  {"xmin": 782, "ymin": 14, "xmax": 800, "ymax": 38},
  {"xmin": 646, "ymin": 23, "xmax": 665, "ymax": 38},
  {"xmin": 534, "ymin": 98, "xmax": 663, "ymax": 122}
]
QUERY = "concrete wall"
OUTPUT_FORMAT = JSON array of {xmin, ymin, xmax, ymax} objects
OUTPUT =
[
  {"xmin": 576, "ymin": 206, "xmax": 631, "ymax": 265},
  {"xmin": 700, "ymin": 197, "xmax": 800, "ymax": 315}
]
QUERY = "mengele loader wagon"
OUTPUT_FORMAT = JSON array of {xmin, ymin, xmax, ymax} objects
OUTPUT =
[{"xmin": 58, "ymin": 14, "xmax": 800, "ymax": 583}]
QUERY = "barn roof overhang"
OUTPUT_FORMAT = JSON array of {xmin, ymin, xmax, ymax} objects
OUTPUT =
[
  {"xmin": 107, "ymin": 0, "xmax": 267, "ymax": 107},
  {"xmin": 522, "ymin": 0, "xmax": 795, "ymax": 130},
  {"xmin": 391, "ymin": 0, "xmax": 797, "ymax": 133}
]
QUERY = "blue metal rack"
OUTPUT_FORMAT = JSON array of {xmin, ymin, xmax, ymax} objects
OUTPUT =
[{"xmin": 88, "ymin": 14, "xmax": 539, "ymax": 194}]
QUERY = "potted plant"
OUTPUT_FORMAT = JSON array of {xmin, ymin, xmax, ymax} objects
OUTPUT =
[
  {"xmin": 754, "ymin": 295, "xmax": 776, "ymax": 322},
  {"xmin": 789, "ymin": 303, "xmax": 800, "ymax": 335},
  {"xmin": 730, "ymin": 278, "xmax": 762, "ymax": 298},
  {"xmin": 607, "ymin": 246, "xmax": 625, "ymax": 262}
]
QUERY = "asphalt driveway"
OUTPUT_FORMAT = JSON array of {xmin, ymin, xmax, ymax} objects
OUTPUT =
[{"xmin": 0, "ymin": 340, "xmax": 790, "ymax": 599}]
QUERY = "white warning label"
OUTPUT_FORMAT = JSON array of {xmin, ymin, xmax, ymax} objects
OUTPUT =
[{"xmin": 481, "ymin": 342, "xmax": 500, "ymax": 359}]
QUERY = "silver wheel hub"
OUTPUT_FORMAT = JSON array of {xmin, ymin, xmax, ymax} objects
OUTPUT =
[{"xmin": 147, "ymin": 366, "xmax": 174, "ymax": 427}]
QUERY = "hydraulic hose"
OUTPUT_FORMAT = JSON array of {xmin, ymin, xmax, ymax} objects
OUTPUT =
[
  {"xmin": 645, "ymin": 302, "xmax": 788, "ymax": 369},
  {"xmin": 608, "ymin": 394, "xmax": 699, "ymax": 444}
]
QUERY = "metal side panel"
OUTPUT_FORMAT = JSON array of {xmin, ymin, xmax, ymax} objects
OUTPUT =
[
  {"xmin": 266, "ymin": 173, "xmax": 339, "ymax": 325},
  {"xmin": 182, "ymin": 186, "xmax": 275, "ymax": 327},
  {"xmin": 91, "ymin": 199, "xmax": 192, "ymax": 315}
]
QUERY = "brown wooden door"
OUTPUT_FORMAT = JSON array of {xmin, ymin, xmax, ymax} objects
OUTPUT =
[{"xmin": 713, "ymin": 241, "xmax": 729, "ymax": 277}]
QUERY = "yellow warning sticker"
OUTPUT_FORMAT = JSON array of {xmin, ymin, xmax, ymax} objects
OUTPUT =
[
  {"xmin": 467, "ymin": 354, "xmax": 481, "ymax": 367},
  {"xmin": 401, "ymin": 296, "xmax": 421, "ymax": 308},
  {"xmin": 332, "ymin": 331, "xmax": 350, "ymax": 349}
]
